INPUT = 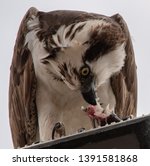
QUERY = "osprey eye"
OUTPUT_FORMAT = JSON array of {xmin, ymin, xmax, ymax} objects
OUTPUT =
[{"xmin": 80, "ymin": 66, "xmax": 90, "ymax": 76}]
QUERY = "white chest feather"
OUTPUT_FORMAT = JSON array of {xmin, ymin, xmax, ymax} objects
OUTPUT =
[{"xmin": 36, "ymin": 77, "xmax": 92, "ymax": 141}]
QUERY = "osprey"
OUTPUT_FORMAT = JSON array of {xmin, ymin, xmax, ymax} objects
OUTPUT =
[{"xmin": 9, "ymin": 7, "xmax": 137, "ymax": 148}]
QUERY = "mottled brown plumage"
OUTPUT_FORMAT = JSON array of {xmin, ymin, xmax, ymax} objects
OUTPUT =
[
  {"xmin": 9, "ymin": 8, "xmax": 38, "ymax": 148},
  {"xmin": 110, "ymin": 14, "xmax": 137, "ymax": 118}
]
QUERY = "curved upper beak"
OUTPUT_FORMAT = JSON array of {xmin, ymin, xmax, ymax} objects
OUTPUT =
[{"xmin": 81, "ymin": 82, "xmax": 97, "ymax": 105}]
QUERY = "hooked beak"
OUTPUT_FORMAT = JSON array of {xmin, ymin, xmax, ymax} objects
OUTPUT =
[{"xmin": 81, "ymin": 82, "xmax": 97, "ymax": 105}]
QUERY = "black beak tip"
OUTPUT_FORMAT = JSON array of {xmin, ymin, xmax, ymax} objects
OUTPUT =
[{"xmin": 81, "ymin": 89, "xmax": 97, "ymax": 105}]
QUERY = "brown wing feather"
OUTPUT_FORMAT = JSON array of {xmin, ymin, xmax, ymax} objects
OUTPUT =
[
  {"xmin": 110, "ymin": 14, "xmax": 137, "ymax": 118},
  {"xmin": 9, "ymin": 7, "xmax": 38, "ymax": 148}
]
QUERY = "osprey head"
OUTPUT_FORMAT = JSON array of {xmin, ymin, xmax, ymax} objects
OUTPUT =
[{"xmin": 30, "ymin": 19, "xmax": 126, "ymax": 105}]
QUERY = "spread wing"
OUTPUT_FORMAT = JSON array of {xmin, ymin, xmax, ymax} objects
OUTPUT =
[
  {"xmin": 110, "ymin": 14, "xmax": 137, "ymax": 118},
  {"xmin": 9, "ymin": 7, "xmax": 38, "ymax": 148}
]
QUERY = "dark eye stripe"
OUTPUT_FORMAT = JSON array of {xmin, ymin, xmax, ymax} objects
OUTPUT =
[{"xmin": 83, "ymin": 25, "xmax": 125, "ymax": 62}]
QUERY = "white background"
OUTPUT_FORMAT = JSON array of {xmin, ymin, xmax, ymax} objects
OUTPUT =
[
  {"xmin": 0, "ymin": 149, "xmax": 148, "ymax": 165},
  {"xmin": 0, "ymin": 0, "xmax": 150, "ymax": 148}
]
